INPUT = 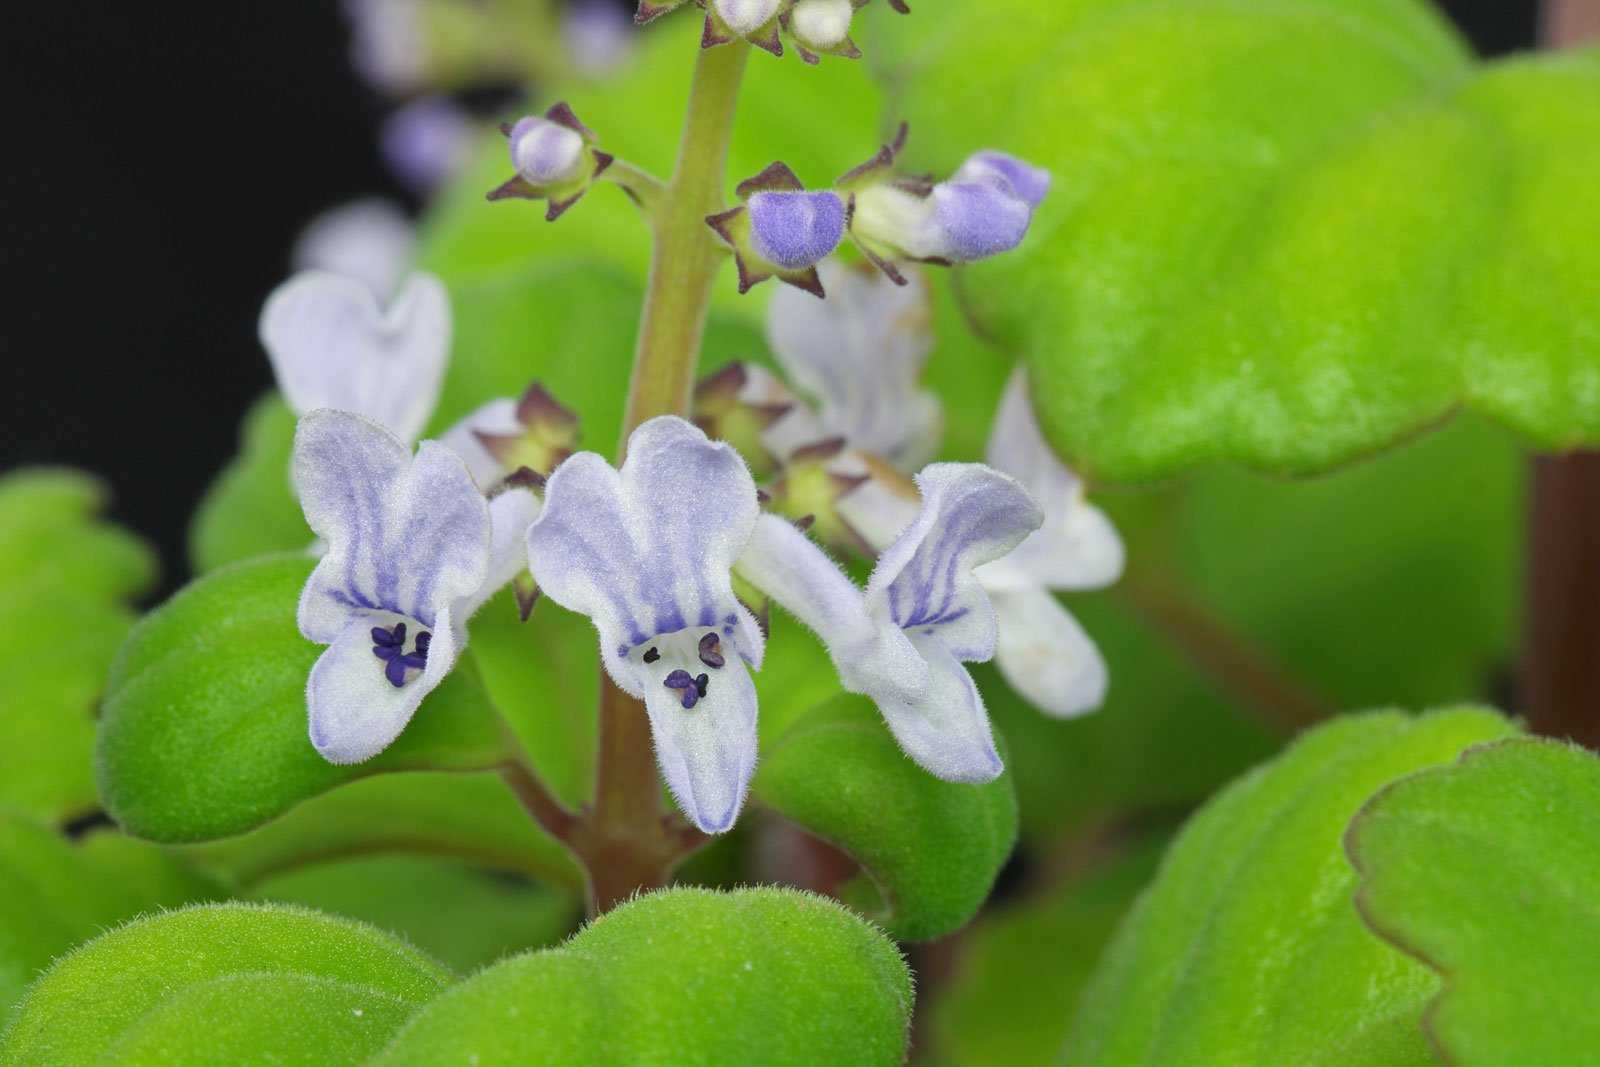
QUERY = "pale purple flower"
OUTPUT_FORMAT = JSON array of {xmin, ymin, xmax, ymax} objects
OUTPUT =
[
  {"xmin": 260, "ymin": 270, "xmax": 449, "ymax": 445},
  {"xmin": 851, "ymin": 149, "xmax": 1048, "ymax": 265},
  {"xmin": 748, "ymin": 191, "xmax": 848, "ymax": 272},
  {"xmin": 343, "ymin": 0, "xmax": 425, "ymax": 95},
  {"xmin": 525, "ymin": 417, "xmax": 766, "ymax": 833},
  {"xmin": 294, "ymin": 410, "xmax": 540, "ymax": 763},
  {"xmin": 955, "ymin": 150, "xmax": 1052, "ymax": 209},
  {"xmin": 739, "ymin": 463, "xmax": 1043, "ymax": 782}
]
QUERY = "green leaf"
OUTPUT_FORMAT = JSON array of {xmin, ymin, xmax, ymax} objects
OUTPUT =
[
  {"xmin": 182, "ymin": 771, "xmax": 582, "ymax": 892},
  {"xmin": 877, "ymin": 2, "xmax": 1600, "ymax": 481},
  {"xmin": 992, "ymin": 412, "xmax": 1521, "ymax": 843},
  {"xmin": 0, "ymin": 470, "xmax": 156, "ymax": 820},
  {"xmin": 0, "ymin": 815, "xmax": 221, "ymax": 1017},
  {"xmin": 1064, "ymin": 708, "xmax": 1517, "ymax": 1067},
  {"xmin": 251, "ymin": 854, "xmax": 578, "ymax": 973},
  {"xmin": 188, "ymin": 394, "xmax": 306, "ymax": 573},
  {"xmin": 1347, "ymin": 738, "xmax": 1600, "ymax": 1066},
  {"xmin": 752, "ymin": 696, "xmax": 1017, "ymax": 941},
  {"xmin": 373, "ymin": 886, "xmax": 912, "ymax": 1066},
  {"xmin": 98, "ymin": 555, "xmax": 510, "ymax": 843},
  {"xmin": 0, "ymin": 903, "xmax": 451, "ymax": 1065},
  {"xmin": 927, "ymin": 836, "xmax": 1167, "ymax": 1067}
]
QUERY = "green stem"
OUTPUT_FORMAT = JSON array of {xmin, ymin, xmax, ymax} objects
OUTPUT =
[
  {"xmin": 619, "ymin": 40, "xmax": 751, "ymax": 443},
  {"xmin": 601, "ymin": 159, "xmax": 668, "ymax": 214}
]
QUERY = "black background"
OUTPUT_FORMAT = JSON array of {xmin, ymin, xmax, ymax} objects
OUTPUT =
[{"xmin": 0, "ymin": 1, "xmax": 1542, "ymax": 592}]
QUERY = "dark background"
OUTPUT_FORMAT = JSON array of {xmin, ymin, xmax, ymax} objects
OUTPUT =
[{"xmin": 0, "ymin": 1, "xmax": 1541, "ymax": 593}]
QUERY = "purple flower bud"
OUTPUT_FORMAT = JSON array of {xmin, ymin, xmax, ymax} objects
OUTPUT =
[
  {"xmin": 509, "ymin": 116, "xmax": 586, "ymax": 186},
  {"xmin": 954, "ymin": 151, "xmax": 1052, "ymax": 209},
  {"xmin": 566, "ymin": 0, "xmax": 633, "ymax": 74},
  {"xmin": 932, "ymin": 180, "xmax": 1034, "ymax": 261},
  {"xmin": 747, "ymin": 190, "xmax": 847, "ymax": 271},
  {"xmin": 713, "ymin": 0, "xmax": 781, "ymax": 35},
  {"xmin": 381, "ymin": 96, "xmax": 474, "ymax": 193}
]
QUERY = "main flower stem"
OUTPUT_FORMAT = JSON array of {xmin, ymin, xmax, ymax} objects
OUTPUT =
[
  {"xmin": 567, "ymin": 40, "xmax": 749, "ymax": 916},
  {"xmin": 619, "ymin": 40, "xmax": 750, "ymax": 439}
]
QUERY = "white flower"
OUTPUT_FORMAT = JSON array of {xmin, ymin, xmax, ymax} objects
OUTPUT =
[
  {"xmin": 975, "ymin": 368, "xmax": 1123, "ymax": 717},
  {"xmin": 739, "ymin": 463, "xmax": 1043, "ymax": 782},
  {"xmin": 260, "ymin": 270, "xmax": 449, "ymax": 446},
  {"xmin": 293, "ymin": 410, "xmax": 539, "ymax": 763},
  {"xmin": 525, "ymin": 417, "xmax": 766, "ymax": 833}
]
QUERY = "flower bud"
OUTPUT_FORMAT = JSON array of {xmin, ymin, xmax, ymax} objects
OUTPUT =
[
  {"xmin": 703, "ymin": 0, "xmax": 783, "ymax": 54},
  {"xmin": 510, "ymin": 117, "xmax": 587, "ymax": 186},
  {"xmin": 487, "ymin": 102, "xmax": 614, "ymax": 222},
  {"xmin": 693, "ymin": 364, "xmax": 820, "ymax": 478},
  {"xmin": 708, "ymin": 163, "xmax": 847, "ymax": 297},
  {"xmin": 783, "ymin": 0, "xmax": 861, "ymax": 63}
]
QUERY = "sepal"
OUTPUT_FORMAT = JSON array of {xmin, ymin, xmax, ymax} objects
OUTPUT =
[
  {"xmin": 703, "ymin": 0, "xmax": 784, "ymax": 55},
  {"xmin": 470, "ymin": 382, "xmax": 582, "ymax": 481},
  {"xmin": 487, "ymin": 102, "xmax": 614, "ymax": 222},
  {"xmin": 692, "ymin": 364, "xmax": 799, "ymax": 478},
  {"xmin": 635, "ymin": 0, "xmax": 693, "ymax": 25},
  {"xmin": 767, "ymin": 439, "xmax": 917, "ymax": 556},
  {"xmin": 782, "ymin": 0, "xmax": 861, "ymax": 64}
]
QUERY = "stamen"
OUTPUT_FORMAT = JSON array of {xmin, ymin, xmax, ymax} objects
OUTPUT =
[
  {"xmin": 663, "ymin": 668, "xmax": 699, "ymax": 709},
  {"xmin": 698, "ymin": 632, "xmax": 725, "ymax": 669},
  {"xmin": 371, "ymin": 622, "xmax": 431, "ymax": 688},
  {"xmin": 694, "ymin": 673, "xmax": 709, "ymax": 698},
  {"xmin": 643, "ymin": 646, "xmax": 661, "ymax": 664}
]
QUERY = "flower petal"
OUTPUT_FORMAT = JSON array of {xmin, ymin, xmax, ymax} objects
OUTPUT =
[
  {"xmin": 874, "ymin": 630, "xmax": 1003, "ymax": 783},
  {"xmin": 931, "ymin": 180, "xmax": 1033, "ymax": 262},
  {"xmin": 737, "ymin": 513, "xmax": 928, "ymax": 702},
  {"xmin": 630, "ymin": 642, "xmax": 759, "ymax": 834},
  {"xmin": 261, "ymin": 270, "xmax": 450, "ymax": 444},
  {"xmin": 983, "ymin": 368, "xmax": 1124, "ymax": 590},
  {"xmin": 439, "ymin": 397, "xmax": 521, "ymax": 489},
  {"xmin": 954, "ymin": 151, "xmax": 1051, "ymax": 209},
  {"xmin": 526, "ymin": 417, "xmax": 763, "ymax": 695},
  {"xmin": 867, "ymin": 463, "xmax": 1042, "ymax": 661},
  {"xmin": 990, "ymin": 586, "xmax": 1107, "ymax": 718},
  {"xmin": 767, "ymin": 261, "xmax": 940, "ymax": 468},
  {"xmin": 307, "ymin": 608, "xmax": 463, "ymax": 764},
  {"xmin": 294, "ymin": 411, "xmax": 491, "ymax": 643},
  {"xmin": 465, "ymin": 487, "xmax": 542, "ymax": 617},
  {"xmin": 291, "ymin": 199, "xmax": 415, "ymax": 299},
  {"xmin": 747, "ymin": 191, "xmax": 848, "ymax": 272}
]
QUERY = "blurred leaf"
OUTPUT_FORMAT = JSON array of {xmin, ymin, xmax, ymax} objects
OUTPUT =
[
  {"xmin": 877, "ymin": 2, "xmax": 1600, "ymax": 481},
  {"xmin": 0, "ymin": 814, "xmax": 221, "ymax": 1017},
  {"xmin": 928, "ymin": 836, "xmax": 1167, "ymax": 1067},
  {"xmin": 252, "ymin": 854, "xmax": 578, "ymax": 973},
  {"xmin": 1347, "ymin": 738, "xmax": 1600, "ymax": 1066},
  {"xmin": 0, "ymin": 470, "xmax": 156, "ymax": 820},
  {"xmin": 182, "ymin": 771, "xmax": 582, "ymax": 892},
  {"xmin": 98, "ymin": 555, "xmax": 510, "ymax": 843},
  {"xmin": 188, "ymin": 394, "xmax": 305, "ymax": 573},
  {"xmin": 1064, "ymin": 708, "xmax": 1517, "ymax": 1066},
  {"xmin": 0, "ymin": 903, "xmax": 451, "ymax": 1066},
  {"xmin": 994, "ymin": 413, "xmax": 1520, "ymax": 843},
  {"xmin": 373, "ymin": 886, "xmax": 912, "ymax": 1066},
  {"xmin": 752, "ymin": 697, "xmax": 1017, "ymax": 942}
]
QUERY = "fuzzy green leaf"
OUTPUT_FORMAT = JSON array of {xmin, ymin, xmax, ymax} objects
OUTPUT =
[
  {"xmin": 0, "ymin": 815, "xmax": 221, "ymax": 1017},
  {"xmin": 97, "ymin": 555, "xmax": 510, "ymax": 843},
  {"xmin": 928, "ymin": 837, "xmax": 1167, "ymax": 1067},
  {"xmin": 1065, "ymin": 708, "xmax": 1517, "ymax": 1066},
  {"xmin": 373, "ymin": 886, "xmax": 912, "ymax": 1066},
  {"xmin": 876, "ymin": 1, "xmax": 1600, "ymax": 481},
  {"xmin": 0, "ymin": 903, "xmax": 451, "ymax": 1065},
  {"xmin": 252, "ymin": 854, "xmax": 578, "ymax": 973},
  {"xmin": 188, "ymin": 394, "xmax": 305, "ymax": 574},
  {"xmin": 1347, "ymin": 738, "xmax": 1600, "ymax": 1066},
  {"xmin": 752, "ymin": 697, "xmax": 1017, "ymax": 941},
  {"xmin": 182, "ymin": 771, "xmax": 582, "ymax": 891},
  {"xmin": 0, "ymin": 470, "xmax": 156, "ymax": 820}
]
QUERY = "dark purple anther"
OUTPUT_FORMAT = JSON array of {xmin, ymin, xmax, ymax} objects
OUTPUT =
[
  {"xmin": 694, "ymin": 673, "xmax": 709, "ymax": 698},
  {"xmin": 698, "ymin": 632, "xmax": 725, "ymax": 669},
  {"xmin": 371, "ymin": 622, "xmax": 430, "ymax": 688},
  {"xmin": 663, "ymin": 668, "xmax": 699, "ymax": 709},
  {"xmin": 643, "ymin": 646, "xmax": 661, "ymax": 664}
]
